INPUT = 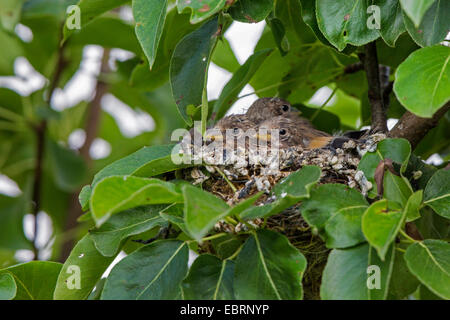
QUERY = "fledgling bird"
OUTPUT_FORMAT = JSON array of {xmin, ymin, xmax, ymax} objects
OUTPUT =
[
  {"xmin": 246, "ymin": 97, "xmax": 292, "ymax": 124},
  {"xmin": 257, "ymin": 115, "xmax": 334, "ymax": 149},
  {"xmin": 206, "ymin": 114, "xmax": 256, "ymax": 147}
]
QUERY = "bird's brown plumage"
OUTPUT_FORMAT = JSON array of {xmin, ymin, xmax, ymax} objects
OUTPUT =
[
  {"xmin": 246, "ymin": 97, "xmax": 292, "ymax": 124},
  {"xmin": 207, "ymin": 114, "xmax": 257, "ymax": 148},
  {"xmin": 258, "ymin": 115, "xmax": 332, "ymax": 149}
]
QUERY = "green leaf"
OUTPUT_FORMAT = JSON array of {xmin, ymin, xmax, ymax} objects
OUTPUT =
[
  {"xmin": 0, "ymin": 193, "xmax": 32, "ymax": 251},
  {"xmin": 183, "ymin": 185, "xmax": 260, "ymax": 240},
  {"xmin": 362, "ymin": 199, "xmax": 404, "ymax": 260},
  {"xmin": 54, "ymin": 235, "xmax": 117, "ymax": 300},
  {"xmin": 47, "ymin": 139, "xmax": 87, "ymax": 192},
  {"xmin": 68, "ymin": 17, "xmax": 142, "ymax": 53},
  {"xmin": 92, "ymin": 144, "xmax": 188, "ymax": 186},
  {"xmin": 424, "ymin": 169, "xmax": 450, "ymax": 219},
  {"xmin": 316, "ymin": 0, "xmax": 380, "ymax": 51},
  {"xmin": 404, "ymin": 239, "xmax": 450, "ymax": 299},
  {"xmin": 321, "ymin": 243, "xmax": 395, "ymax": 300},
  {"xmin": 133, "ymin": 0, "xmax": 167, "ymax": 69},
  {"xmin": 22, "ymin": 0, "xmax": 77, "ymax": 20},
  {"xmin": 177, "ymin": 0, "xmax": 227, "ymax": 24},
  {"xmin": 394, "ymin": 45, "xmax": 450, "ymax": 118},
  {"xmin": 388, "ymin": 248, "xmax": 421, "ymax": 299},
  {"xmin": 170, "ymin": 17, "xmax": 219, "ymax": 125},
  {"xmin": 0, "ymin": 273, "xmax": 16, "ymax": 300},
  {"xmin": 403, "ymin": 0, "xmax": 450, "ymax": 47},
  {"xmin": 101, "ymin": 240, "xmax": 189, "ymax": 300},
  {"xmin": 234, "ymin": 230, "xmax": 307, "ymax": 300},
  {"xmin": 266, "ymin": 16, "xmax": 289, "ymax": 55},
  {"xmin": 0, "ymin": 261, "xmax": 62, "ymax": 300},
  {"xmin": 400, "ymin": 0, "xmax": 436, "ymax": 27},
  {"xmin": 79, "ymin": 185, "xmax": 91, "ymax": 211},
  {"xmin": 240, "ymin": 165, "xmax": 321, "ymax": 219},
  {"xmin": 211, "ymin": 37, "xmax": 241, "ymax": 73},
  {"xmin": 0, "ymin": 0, "xmax": 24, "ymax": 31},
  {"xmin": 63, "ymin": 0, "xmax": 129, "ymax": 41},
  {"xmin": 228, "ymin": 0, "xmax": 274, "ymax": 23},
  {"xmin": 299, "ymin": 0, "xmax": 332, "ymax": 45},
  {"xmin": 159, "ymin": 204, "xmax": 190, "ymax": 235},
  {"xmin": 300, "ymin": 184, "xmax": 368, "ymax": 248},
  {"xmin": 213, "ymin": 48, "xmax": 273, "ymax": 120},
  {"xmin": 90, "ymin": 176, "xmax": 182, "ymax": 226},
  {"xmin": 182, "ymin": 255, "xmax": 235, "ymax": 299},
  {"xmin": 404, "ymin": 190, "xmax": 423, "ymax": 222},
  {"xmin": 377, "ymin": 0, "xmax": 406, "ymax": 47},
  {"xmin": 90, "ymin": 205, "xmax": 168, "ymax": 257},
  {"xmin": 0, "ymin": 27, "xmax": 23, "ymax": 76}
]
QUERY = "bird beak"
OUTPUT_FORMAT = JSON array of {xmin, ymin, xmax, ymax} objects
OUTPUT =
[
  {"xmin": 257, "ymin": 133, "xmax": 272, "ymax": 142},
  {"xmin": 205, "ymin": 134, "xmax": 223, "ymax": 142}
]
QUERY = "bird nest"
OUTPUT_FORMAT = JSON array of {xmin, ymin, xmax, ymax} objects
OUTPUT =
[{"xmin": 179, "ymin": 133, "xmax": 385, "ymax": 299}]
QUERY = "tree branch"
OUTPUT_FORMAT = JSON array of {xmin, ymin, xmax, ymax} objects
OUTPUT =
[
  {"xmin": 31, "ymin": 41, "xmax": 67, "ymax": 260},
  {"xmin": 389, "ymin": 101, "xmax": 450, "ymax": 149},
  {"xmin": 359, "ymin": 42, "xmax": 388, "ymax": 133}
]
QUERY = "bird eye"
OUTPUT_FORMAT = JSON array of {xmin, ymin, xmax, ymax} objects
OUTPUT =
[
  {"xmin": 281, "ymin": 104, "xmax": 290, "ymax": 112},
  {"xmin": 232, "ymin": 127, "xmax": 240, "ymax": 135},
  {"xmin": 279, "ymin": 129, "xmax": 287, "ymax": 135}
]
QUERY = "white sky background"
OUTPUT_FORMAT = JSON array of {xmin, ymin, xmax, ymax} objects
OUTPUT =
[{"xmin": 0, "ymin": 14, "xmax": 446, "ymax": 263}]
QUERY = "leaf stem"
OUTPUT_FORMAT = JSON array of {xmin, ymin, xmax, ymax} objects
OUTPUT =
[
  {"xmin": 399, "ymin": 228, "xmax": 417, "ymax": 243},
  {"xmin": 214, "ymin": 166, "xmax": 237, "ymax": 193}
]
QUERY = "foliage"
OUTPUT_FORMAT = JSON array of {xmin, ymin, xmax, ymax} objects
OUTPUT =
[{"xmin": 0, "ymin": 0, "xmax": 449, "ymax": 301}]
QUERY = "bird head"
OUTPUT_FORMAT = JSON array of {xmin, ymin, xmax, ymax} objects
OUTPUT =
[{"xmin": 246, "ymin": 97, "xmax": 292, "ymax": 124}]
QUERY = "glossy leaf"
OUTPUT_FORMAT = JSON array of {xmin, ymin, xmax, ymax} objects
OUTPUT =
[
  {"xmin": 424, "ymin": 169, "xmax": 450, "ymax": 219},
  {"xmin": 90, "ymin": 205, "xmax": 168, "ymax": 257},
  {"xmin": 316, "ymin": 0, "xmax": 380, "ymax": 51},
  {"xmin": 133, "ymin": 0, "xmax": 167, "ymax": 69},
  {"xmin": 90, "ymin": 176, "xmax": 182, "ymax": 226},
  {"xmin": 91, "ymin": 144, "xmax": 187, "ymax": 186},
  {"xmin": 362, "ymin": 199, "xmax": 404, "ymax": 260},
  {"xmin": 0, "ymin": 261, "xmax": 62, "ymax": 300},
  {"xmin": 377, "ymin": 0, "xmax": 406, "ymax": 46},
  {"xmin": 213, "ymin": 48, "xmax": 273, "ymax": 120},
  {"xmin": 101, "ymin": 240, "xmax": 189, "ymax": 300},
  {"xmin": 300, "ymin": 184, "xmax": 368, "ymax": 248},
  {"xmin": 400, "ymin": 0, "xmax": 436, "ymax": 27},
  {"xmin": 54, "ymin": 235, "xmax": 117, "ymax": 300},
  {"xmin": 240, "ymin": 165, "xmax": 321, "ymax": 219},
  {"xmin": 404, "ymin": 239, "xmax": 450, "ymax": 299},
  {"xmin": 299, "ymin": 0, "xmax": 332, "ymax": 45},
  {"xmin": 170, "ymin": 17, "xmax": 219, "ymax": 125},
  {"xmin": 234, "ymin": 230, "xmax": 307, "ymax": 300},
  {"xmin": 183, "ymin": 185, "xmax": 261, "ymax": 240},
  {"xmin": 394, "ymin": 45, "xmax": 450, "ymax": 118},
  {"xmin": 228, "ymin": 0, "xmax": 274, "ymax": 23},
  {"xmin": 404, "ymin": 190, "xmax": 423, "ymax": 222},
  {"xmin": 177, "ymin": 0, "xmax": 227, "ymax": 24},
  {"xmin": 182, "ymin": 255, "xmax": 235, "ymax": 299},
  {"xmin": 403, "ymin": 0, "xmax": 450, "ymax": 47},
  {"xmin": 321, "ymin": 243, "xmax": 395, "ymax": 300},
  {"xmin": 63, "ymin": 0, "xmax": 129, "ymax": 41},
  {"xmin": 0, "ymin": 273, "xmax": 16, "ymax": 300}
]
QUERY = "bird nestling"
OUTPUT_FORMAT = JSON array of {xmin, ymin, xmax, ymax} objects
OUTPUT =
[
  {"xmin": 246, "ymin": 97, "xmax": 292, "ymax": 124},
  {"xmin": 257, "ymin": 115, "xmax": 334, "ymax": 149}
]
